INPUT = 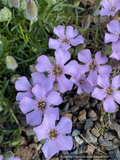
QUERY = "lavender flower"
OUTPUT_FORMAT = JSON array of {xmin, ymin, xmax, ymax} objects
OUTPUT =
[
  {"xmin": 49, "ymin": 25, "xmax": 84, "ymax": 50},
  {"xmin": 78, "ymin": 49, "xmax": 112, "ymax": 86},
  {"xmin": 105, "ymin": 20, "xmax": 120, "ymax": 43},
  {"xmin": 33, "ymin": 113, "xmax": 73, "ymax": 158},
  {"xmin": 36, "ymin": 49, "xmax": 79, "ymax": 93},
  {"xmin": 19, "ymin": 84, "xmax": 62, "ymax": 126},
  {"xmin": 110, "ymin": 40, "xmax": 120, "ymax": 60},
  {"xmin": 70, "ymin": 73, "xmax": 94, "ymax": 94},
  {"xmin": 100, "ymin": 0, "xmax": 120, "ymax": 17},
  {"xmin": 92, "ymin": 75, "xmax": 120, "ymax": 112},
  {"xmin": 15, "ymin": 72, "xmax": 46, "ymax": 101}
]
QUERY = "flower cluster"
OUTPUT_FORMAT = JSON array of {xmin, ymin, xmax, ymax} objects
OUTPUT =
[
  {"xmin": 15, "ymin": 21, "xmax": 120, "ymax": 158},
  {"xmin": 15, "ymin": 25, "xmax": 86, "ymax": 158}
]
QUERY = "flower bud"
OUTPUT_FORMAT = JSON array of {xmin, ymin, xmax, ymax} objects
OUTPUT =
[
  {"xmin": 102, "ymin": 44, "xmax": 111, "ymax": 55},
  {"xmin": 5, "ymin": 56, "xmax": 18, "ymax": 70},
  {"xmin": 20, "ymin": 0, "xmax": 26, "ymax": 10},
  {"xmin": 0, "ymin": 7, "xmax": 12, "ymax": 22},
  {"xmin": 26, "ymin": 0, "xmax": 38, "ymax": 21},
  {"xmin": 29, "ymin": 64, "xmax": 37, "ymax": 72},
  {"xmin": 10, "ymin": 74, "xmax": 21, "ymax": 84},
  {"xmin": 82, "ymin": 14, "xmax": 91, "ymax": 30},
  {"xmin": 9, "ymin": 0, "xmax": 20, "ymax": 8}
]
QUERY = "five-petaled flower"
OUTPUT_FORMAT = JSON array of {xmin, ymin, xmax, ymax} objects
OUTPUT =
[
  {"xmin": 15, "ymin": 72, "xmax": 46, "ymax": 101},
  {"xmin": 100, "ymin": 0, "xmax": 120, "ymax": 17},
  {"xmin": 33, "ymin": 113, "xmax": 73, "ymax": 158},
  {"xmin": 92, "ymin": 75, "xmax": 120, "ymax": 112},
  {"xmin": 78, "ymin": 49, "xmax": 112, "ymax": 86},
  {"xmin": 70, "ymin": 73, "xmax": 94, "ymax": 94},
  {"xmin": 49, "ymin": 25, "xmax": 84, "ymax": 50},
  {"xmin": 36, "ymin": 48, "xmax": 79, "ymax": 93},
  {"xmin": 105, "ymin": 20, "xmax": 120, "ymax": 44},
  {"xmin": 19, "ymin": 84, "xmax": 62, "ymax": 126}
]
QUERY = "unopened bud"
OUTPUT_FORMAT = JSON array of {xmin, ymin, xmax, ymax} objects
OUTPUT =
[
  {"xmin": 21, "ymin": 0, "xmax": 26, "ymax": 10},
  {"xmin": 0, "ymin": 7, "xmax": 12, "ymax": 22},
  {"xmin": 75, "ymin": 43, "xmax": 86, "ymax": 54},
  {"xmin": 5, "ymin": 56, "xmax": 18, "ymax": 70},
  {"xmin": 29, "ymin": 64, "xmax": 37, "ymax": 72},
  {"xmin": 26, "ymin": 0, "xmax": 37, "ymax": 21},
  {"xmin": 102, "ymin": 44, "xmax": 111, "ymax": 55},
  {"xmin": 9, "ymin": 0, "xmax": 20, "ymax": 8},
  {"xmin": 10, "ymin": 74, "xmax": 21, "ymax": 84},
  {"xmin": 82, "ymin": 14, "xmax": 91, "ymax": 30},
  {"xmin": 74, "ymin": 0, "xmax": 81, "ymax": 7}
]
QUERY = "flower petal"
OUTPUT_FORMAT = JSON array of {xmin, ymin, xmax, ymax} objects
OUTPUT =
[
  {"xmin": 109, "ymin": 51, "xmax": 120, "ymax": 60},
  {"xmin": 42, "ymin": 76, "xmax": 55, "ymax": 92},
  {"xmin": 70, "ymin": 35, "xmax": 84, "ymax": 46},
  {"xmin": 112, "ymin": 75, "xmax": 120, "ymax": 90},
  {"xmin": 31, "ymin": 72, "xmax": 46, "ymax": 86},
  {"xmin": 49, "ymin": 38, "xmax": 61, "ymax": 49},
  {"xmin": 78, "ymin": 64, "xmax": 89, "ymax": 74},
  {"xmin": 107, "ymin": 20, "xmax": 120, "ymax": 33},
  {"xmin": 64, "ymin": 60, "xmax": 79, "ymax": 78},
  {"xmin": 46, "ymin": 90, "xmax": 62, "ymax": 105},
  {"xmin": 113, "ymin": 91, "xmax": 120, "ymax": 104},
  {"xmin": 55, "ymin": 48, "xmax": 71, "ymax": 66},
  {"xmin": 94, "ymin": 51, "xmax": 108, "ymax": 65},
  {"xmin": 78, "ymin": 49, "xmax": 92, "ymax": 63},
  {"xmin": 66, "ymin": 26, "xmax": 78, "ymax": 38},
  {"xmin": 16, "ymin": 91, "xmax": 33, "ymax": 101},
  {"xmin": 112, "ymin": 40, "xmax": 120, "ymax": 52},
  {"xmin": 9, "ymin": 158, "xmax": 21, "ymax": 160},
  {"xmin": 87, "ymin": 71, "xmax": 97, "ymax": 86},
  {"xmin": 56, "ymin": 117, "xmax": 72, "ymax": 134},
  {"xmin": 92, "ymin": 88, "xmax": 106, "ymax": 100},
  {"xmin": 56, "ymin": 135, "xmax": 73, "ymax": 151},
  {"xmin": 54, "ymin": 25, "xmax": 65, "ymax": 39},
  {"xmin": 26, "ymin": 110, "xmax": 42, "ymax": 126},
  {"xmin": 19, "ymin": 97, "xmax": 36, "ymax": 113},
  {"xmin": 105, "ymin": 33, "xmax": 118, "ymax": 43},
  {"xmin": 57, "ymin": 75, "xmax": 73, "ymax": 93},
  {"xmin": 103, "ymin": 96, "xmax": 116, "ymax": 112},
  {"xmin": 15, "ymin": 76, "xmax": 31, "ymax": 91},
  {"xmin": 83, "ymin": 80, "xmax": 94, "ymax": 94},
  {"xmin": 0, "ymin": 156, "xmax": 3, "ymax": 160},
  {"xmin": 42, "ymin": 113, "xmax": 57, "ymax": 130},
  {"xmin": 97, "ymin": 74, "xmax": 110, "ymax": 88},
  {"xmin": 33, "ymin": 124, "xmax": 49, "ymax": 141},
  {"xmin": 45, "ymin": 107, "xmax": 59, "ymax": 120},
  {"xmin": 36, "ymin": 55, "xmax": 53, "ymax": 72},
  {"xmin": 97, "ymin": 65, "xmax": 112, "ymax": 75},
  {"xmin": 100, "ymin": 8, "xmax": 112, "ymax": 16},
  {"xmin": 42, "ymin": 139, "xmax": 59, "ymax": 158},
  {"xmin": 32, "ymin": 84, "xmax": 46, "ymax": 100}
]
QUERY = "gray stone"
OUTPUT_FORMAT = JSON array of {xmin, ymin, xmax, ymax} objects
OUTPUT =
[
  {"xmin": 97, "ymin": 101, "xmax": 102, "ymax": 111},
  {"xmin": 84, "ymin": 119, "xmax": 93, "ymax": 130},
  {"xmin": 71, "ymin": 148, "xmax": 79, "ymax": 155},
  {"xmin": 74, "ymin": 93, "xmax": 90, "ymax": 107},
  {"xmin": 74, "ymin": 135, "xmax": 84, "ymax": 145},
  {"xmin": 70, "ymin": 106, "xmax": 79, "ymax": 113},
  {"xmin": 62, "ymin": 102, "xmax": 70, "ymax": 112},
  {"xmin": 105, "ymin": 143, "xmax": 120, "ymax": 151},
  {"xmin": 109, "ymin": 150, "xmax": 120, "ymax": 160},
  {"xmin": 99, "ymin": 136, "xmax": 112, "ymax": 146},
  {"xmin": 110, "ymin": 122, "xmax": 120, "ymax": 139},
  {"xmin": 104, "ymin": 131, "xmax": 116, "ymax": 141},
  {"xmin": 84, "ymin": 130, "xmax": 98, "ymax": 144},
  {"xmin": 72, "ymin": 130, "xmax": 80, "ymax": 137},
  {"xmin": 91, "ymin": 127, "xmax": 100, "ymax": 137}
]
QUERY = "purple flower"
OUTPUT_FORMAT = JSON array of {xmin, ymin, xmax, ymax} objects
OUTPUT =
[
  {"xmin": 110, "ymin": 40, "xmax": 120, "ymax": 60},
  {"xmin": 49, "ymin": 25, "xmax": 84, "ymax": 50},
  {"xmin": 36, "ymin": 49, "xmax": 79, "ymax": 93},
  {"xmin": 15, "ymin": 72, "xmax": 46, "ymax": 101},
  {"xmin": 19, "ymin": 84, "xmax": 62, "ymax": 126},
  {"xmin": 100, "ymin": 0, "xmax": 120, "ymax": 17},
  {"xmin": 33, "ymin": 113, "xmax": 73, "ymax": 158},
  {"xmin": 105, "ymin": 20, "xmax": 120, "ymax": 43},
  {"xmin": 92, "ymin": 75, "xmax": 120, "ymax": 112},
  {"xmin": 78, "ymin": 49, "xmax": 112, "ymax": 86},
  {"xmin": 0, "ymin": 156, "xmax": 21, "ymax": 160},
  {"xmin": 70, "ymin": 73, "xmax": 94, "ymax": 94}
]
